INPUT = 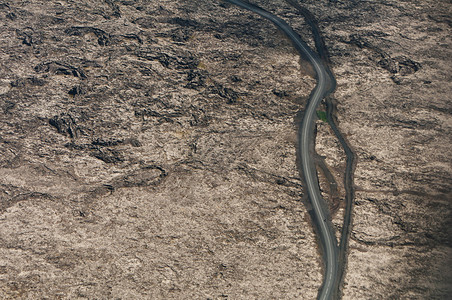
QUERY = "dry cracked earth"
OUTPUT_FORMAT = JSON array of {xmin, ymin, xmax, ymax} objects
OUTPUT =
[{"xmin": 0, "ymin": 0, "xmax": 451, "ymax": 299}]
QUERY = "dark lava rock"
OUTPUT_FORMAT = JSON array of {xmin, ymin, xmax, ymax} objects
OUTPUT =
[
  {"xmin": 34, "ymin": 61, "xmax": 87, "ymax": 78},
  {"xmin": 49, "ymin": 113, "xmax": 79, "ymax": 138},
  {"xmin": 92, "ymin": 148, "xmax": 124, "ymax": 163},
  {"xmin": 64, "ymin": 26, "xmax": 111, "ymax": 46},
  {"xmin": 68, "ymin": 85, "xmax": 86, "ymax": 95}
]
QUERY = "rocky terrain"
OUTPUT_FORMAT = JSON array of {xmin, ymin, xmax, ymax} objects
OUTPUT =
[{"xmin": 0, "ymin": 0, "xmax": 450, "ymax": 299}]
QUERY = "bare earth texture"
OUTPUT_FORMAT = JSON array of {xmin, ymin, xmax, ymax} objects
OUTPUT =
[{"xmin": 0, "ymin": 0, "xmax": 450, "ymax": 299}]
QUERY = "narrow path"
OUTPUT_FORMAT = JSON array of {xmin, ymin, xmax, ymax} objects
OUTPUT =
[
  {"xmin": 325, "ymin": 96, "xmax": 355, "ymax": 298},
  {"xmin": 223, "ymin": 1, "xmax": 338, "ymax": 299}
]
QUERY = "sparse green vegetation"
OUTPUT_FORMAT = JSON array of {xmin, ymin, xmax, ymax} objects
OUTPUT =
[{"xmin": 316, "ymin": 110, "xmax": 327, "ymax": 122}]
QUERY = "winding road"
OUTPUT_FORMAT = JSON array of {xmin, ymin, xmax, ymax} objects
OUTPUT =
[{"xmin": 224, "ymin": 1, "xmax": 339, "ymax": 299}]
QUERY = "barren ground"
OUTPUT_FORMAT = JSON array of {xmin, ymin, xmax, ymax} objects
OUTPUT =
[{"xmin": 0, "ymin": 0, "xmax": 451, "ymax": 299}]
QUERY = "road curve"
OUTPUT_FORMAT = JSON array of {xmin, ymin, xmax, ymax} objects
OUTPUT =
[
  {"xmin": 285, "ymin": 1, "xmax": 356, "ymax": 296},
  {"xmin": 223, "ymin": 1, "xmax": 338, "ymax": 299}
]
